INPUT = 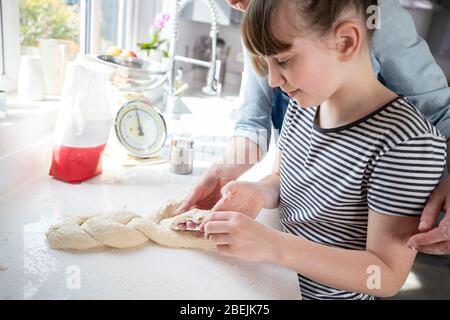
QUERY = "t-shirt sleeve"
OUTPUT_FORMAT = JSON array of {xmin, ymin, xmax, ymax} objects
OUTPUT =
[
  {"xmin": 367, "ymin": 134, "xmax": 447, "ymax": 217},
  {"xmin": 277, "ymin": 101, "xmax": 297, "ymax": 152}
]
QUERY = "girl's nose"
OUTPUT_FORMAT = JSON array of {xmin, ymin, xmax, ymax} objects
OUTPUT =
[{"xmin": 268, "ymin": 65, "xmax": 285, "ymax": 88}]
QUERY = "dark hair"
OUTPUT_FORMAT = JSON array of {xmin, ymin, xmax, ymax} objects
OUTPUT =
[{"xmin": 242, "ymin": 0, "xmax": 379, "ymax": 74}]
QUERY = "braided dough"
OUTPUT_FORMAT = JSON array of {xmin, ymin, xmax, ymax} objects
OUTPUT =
[
  {"xmin": 170, "ymin": 208, "xmax": 211, "ymax": 231},
  {"xmin": 46, "ymin": 201, "xmax": 215, "ymax": 251}
]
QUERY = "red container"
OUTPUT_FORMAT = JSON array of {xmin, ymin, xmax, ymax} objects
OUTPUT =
[{"xmin": 49, "ymin": 144, "xmax": 106, "ymax": 184}]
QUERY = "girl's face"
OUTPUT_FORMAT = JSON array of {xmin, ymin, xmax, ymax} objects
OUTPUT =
[{"xmin": 264, "ymin": 6, "xmax": 346, "ymax": 108}]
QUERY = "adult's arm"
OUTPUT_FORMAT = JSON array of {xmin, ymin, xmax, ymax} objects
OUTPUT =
[
  {"xmin": 373, "ymin": 0, "xmax": 450, "ymax": 139},
  {"xmin": 234, "ymin": 45, "xmax": 273, "ymax": 155},
  {"xmin": 374, "ymin": 2, "xmax": 450, "ymax": 255},
  {"xmin": 176, "ymin": 46, "xmax": 272, "ymax": 214}
]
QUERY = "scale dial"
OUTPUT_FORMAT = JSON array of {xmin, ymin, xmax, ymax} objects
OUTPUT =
[{"xmin": 114, "ymin": 100, "xmax": 167, "ymax": 158}]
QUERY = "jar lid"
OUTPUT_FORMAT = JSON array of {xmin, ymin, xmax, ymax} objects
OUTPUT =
[
  {"xmin": 172, "ymin": 139, "xmax": 194, "ymax": 148},
  {"xmin": 171, "ymin": 133, "xmax": 194, "ymax": 148}
]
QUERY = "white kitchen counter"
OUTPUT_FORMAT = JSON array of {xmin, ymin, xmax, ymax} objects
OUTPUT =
[
  {"xmin": 0, "ymin": 159, "xmax": 300, "ymax": 300},
  {"xmin": 0, "ymin": 89, "xmax": 301, "ymax": 300}
]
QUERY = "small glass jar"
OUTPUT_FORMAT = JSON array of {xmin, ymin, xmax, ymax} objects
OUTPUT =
[
  {"xmin": 170, "ymin": 134, "xmax": 194, "ymax": 175},
  {"xmin": 0, "ymin": 90, "xmax": 7, "ymax": 119}
]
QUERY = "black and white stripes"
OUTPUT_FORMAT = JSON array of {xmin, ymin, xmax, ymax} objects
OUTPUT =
[{"xmin": 278, "ymin": 97, "xmax": 447, "ymax": 300}]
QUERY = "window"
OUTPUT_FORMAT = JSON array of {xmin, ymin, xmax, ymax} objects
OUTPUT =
[
  {"xmin": 100, "ymin": 0, "xmax": 120, "ymax": 51},
  {"xmin": 83, "ymin": 0, "xmax": 137, "ymax": 54},
  {"xmin": 19, "ymin": 0, "xmax": 81, "ymax": 54},
  {"xmin": 92, "ymin": 0, "xmax": 120, "ymax": 52},
  {"xmin": 18, "ymin": 0, "xmax": 134, "ymax": 54},
  {"xmin": 0, "ymin": 0, "xmax": 141, "ymax": 92}
]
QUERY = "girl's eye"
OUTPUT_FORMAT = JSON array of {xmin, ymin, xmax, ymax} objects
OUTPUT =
[{"xmin": 277, "ymin": 58, "xmax": 292, "ymax": 66}]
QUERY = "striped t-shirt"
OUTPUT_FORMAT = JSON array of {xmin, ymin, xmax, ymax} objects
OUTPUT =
[{"xmin": 278, "ymin": 97, "xmax": 447, "ymax": 300}]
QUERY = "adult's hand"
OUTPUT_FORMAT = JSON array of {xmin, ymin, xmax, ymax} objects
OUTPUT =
[
  {"xmin": 407, "ymin": 175, "xmax": 450, "ymax": 255},
  {"xmin": 175, "ymin": 163, "xmax": 253, "ymax": 214},
  {"xmin": 226, "ymin": 0, "xmax": 250, "ymax": 12},
  {"xmin": 176, "ymin": 136, "xmax": 262, "ymax": 214}
]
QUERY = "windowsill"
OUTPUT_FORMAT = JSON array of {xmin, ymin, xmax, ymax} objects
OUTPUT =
[
  {"xmin": 2, "ymin": 92, "xmax": 60, "ymax": 119},
  {"xmin": 0, "ymin": 94, "xmax": 60, "ymax": 196},
  {"xmin": 0, "ymin": 94, "xmax": 60, "ymax": 158}
]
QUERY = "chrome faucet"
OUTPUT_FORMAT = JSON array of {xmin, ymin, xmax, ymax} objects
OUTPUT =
[{"xmin": 166, "ymin": 0, "xmax": 221, "ymax": 106}]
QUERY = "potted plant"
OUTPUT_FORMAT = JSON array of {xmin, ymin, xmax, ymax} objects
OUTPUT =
[{"xmin": 138, "ymin": 13, "xmax": 170, "ymax": 63}]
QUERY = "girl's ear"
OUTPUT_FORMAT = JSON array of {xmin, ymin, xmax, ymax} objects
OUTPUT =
[{"xmin": 334, "ymin": 21, "xmax": 363, "ymax": 61}]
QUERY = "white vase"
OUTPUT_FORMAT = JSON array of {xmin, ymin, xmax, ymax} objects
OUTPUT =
[
  {"xmin": 39, "ymin": 39, "xmax": 70, "ymax": 96},
  {"xmin": 17, "ymin": 55, "xmax": 45, "ymax": 101},
  {"xmin": 148, "ymin": 50, "xmax": 163, "ymax": 63}
]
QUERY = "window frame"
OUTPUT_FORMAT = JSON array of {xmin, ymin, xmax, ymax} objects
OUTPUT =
[
  {"xmin": 119, "ymin": 0, "xmax": 139, "ymax": 51},
  {"xmin": 80, "ymin": 0, "xmax": 93, "ymax": 54},
  {"xmin": 0, "ymin": 0, "xmax": 20, "ymax": 92},
  {"xmin": 82, "ymin": 0, "xmax": 139, "ymax": 54},
  {"xmin": 0, "ymin": 0, "xmax": 5, "ymax": 76}
]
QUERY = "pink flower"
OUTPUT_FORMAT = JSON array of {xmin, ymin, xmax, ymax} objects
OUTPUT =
[
  {"xmin": 162, "ymin": 13, "xmax": 170, "ymax": 21},
  {"xmin": 153, "ymin": 19, "xmax": 165, "ymax": 30}
]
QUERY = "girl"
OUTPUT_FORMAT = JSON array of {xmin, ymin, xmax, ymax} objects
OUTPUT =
[{"xmin": 198, "ymin": 0, "xmax": 448, "ymax": 300}]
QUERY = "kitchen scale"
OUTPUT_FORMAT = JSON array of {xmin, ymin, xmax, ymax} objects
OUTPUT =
[
  {"xmin": 96, "ymin": 55, "xmax": 168, "ymax": 160},
  {"xmin": 115, "ymin": 96, "xmax": 167, "ymax": 158}
]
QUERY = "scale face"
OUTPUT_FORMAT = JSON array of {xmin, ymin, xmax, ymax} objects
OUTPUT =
[{"xmin": 115, "ymin": 100, "xmax": 167, "ymax": 158}]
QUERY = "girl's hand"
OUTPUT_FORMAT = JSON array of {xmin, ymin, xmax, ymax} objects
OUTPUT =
[
  {"xmin": 211, "ymin": 181, "xmax": 265, "ymax": 218},
  {"xmin": 200, "ymin": 211, "xmax": 278, "ymax": 262}
]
